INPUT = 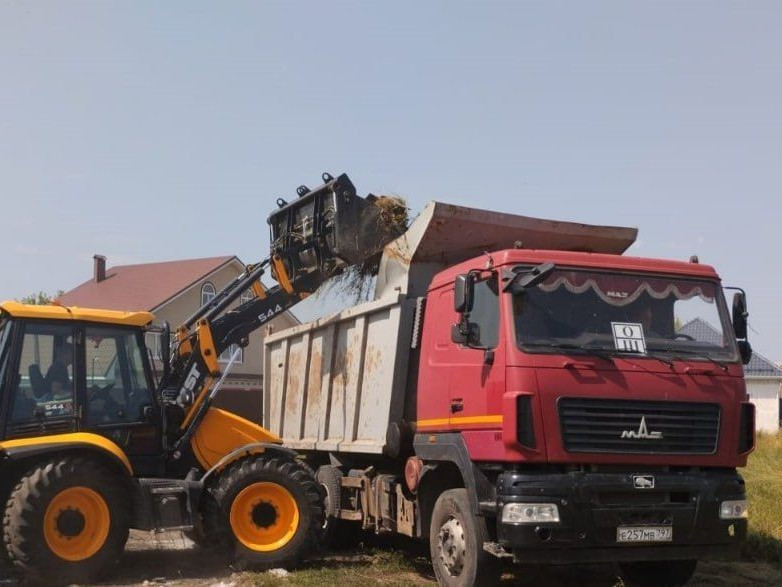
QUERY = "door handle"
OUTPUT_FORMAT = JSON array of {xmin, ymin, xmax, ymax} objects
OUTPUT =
[{"xmin": 450, "ymin": 399, "xmax": 464, "ymax": 413}]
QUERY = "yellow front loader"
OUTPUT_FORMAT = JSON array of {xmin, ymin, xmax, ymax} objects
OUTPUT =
[{"xmin": 0, "ymin": 173, "xmax": 402, "ymax": 583}]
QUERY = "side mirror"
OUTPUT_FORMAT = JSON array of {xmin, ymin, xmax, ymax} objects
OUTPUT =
[
  {"xmin": 451, "ymin": 322, "xmax": 480, "ymax": 346},
  {"xmin": 732, "ymin": 292, "xmax": 748, "ymax": 340},
  {"xmin": 142, "ymin": 404, "xmax": 157, "ymax": 422},
  {"xmin": 738, "ymin": 340, "xmax": 753, "ymax": 365},
  {"xmin": 451, "ymin": 323, "xmax": 467, "ymax": 345},
  {"xmin": 454, "ymin": 274, "xmax": 475, "ymax": 313}
]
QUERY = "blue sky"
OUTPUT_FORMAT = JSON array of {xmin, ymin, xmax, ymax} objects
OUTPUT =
[{"xmin": 1, "ymin": 2, "xmax": 780, "ymax": 359}]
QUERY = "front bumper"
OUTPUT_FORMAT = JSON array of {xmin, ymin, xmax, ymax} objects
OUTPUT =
[{"xmin": 494, "ymin": 469, "xmax": 746, "ymax": 564}]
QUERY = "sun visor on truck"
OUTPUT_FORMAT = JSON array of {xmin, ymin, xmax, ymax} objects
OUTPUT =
[{"xmin": 375, "ymin": 201, "xmax": 638, "ymax": 298}]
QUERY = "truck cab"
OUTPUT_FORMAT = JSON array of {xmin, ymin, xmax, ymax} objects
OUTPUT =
[{"xmin": 417, "ymin": 248, "xmax": 753, "ymax": 574}]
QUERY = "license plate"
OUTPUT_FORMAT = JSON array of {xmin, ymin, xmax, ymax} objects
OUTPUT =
[{"xmin": 616, "ymin": 525, "xmax": 673, "ymax": 543}]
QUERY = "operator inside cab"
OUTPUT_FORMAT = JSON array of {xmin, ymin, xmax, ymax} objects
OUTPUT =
[
  {"xmin": 45, "ymin": 341, "xmax": 73, "ymax": 398},
  {"xmin": 12, "ymin": 327, "xmax": 75, "ymax": 421}
]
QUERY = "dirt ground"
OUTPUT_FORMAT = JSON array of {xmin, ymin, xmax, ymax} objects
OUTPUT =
[{"xmin": 0, "ymin": 530, "xmax": 780, "ymax": 586}]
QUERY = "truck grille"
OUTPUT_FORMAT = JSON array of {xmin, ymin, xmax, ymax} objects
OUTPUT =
[{"xmin": 559, "ymin": 398, "xmax": 720, "ymax": 454}]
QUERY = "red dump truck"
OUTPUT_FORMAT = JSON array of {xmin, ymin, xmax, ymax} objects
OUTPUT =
[{"xmin": 263, "ymin": 202, "xmax": 754, "ymax": 586}]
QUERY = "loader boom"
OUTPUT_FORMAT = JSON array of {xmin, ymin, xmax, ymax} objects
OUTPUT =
[{"xmin": 161, "ymin": 173, "xmax": 402, "ymax": 460}]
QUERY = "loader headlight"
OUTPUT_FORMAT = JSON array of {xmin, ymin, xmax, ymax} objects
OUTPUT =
[
  {"xmin": 719, "ymin": 500, "xmax": 748, "ymax": 520},
  {"xmin": 502, "ymin": 503, "xmax": 560, "ymax": 524}
]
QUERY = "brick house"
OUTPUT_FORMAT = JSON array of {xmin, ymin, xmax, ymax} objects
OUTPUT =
[{"xmin": 58, "ymin": 255, "xmax": 297, "ymax": 422}]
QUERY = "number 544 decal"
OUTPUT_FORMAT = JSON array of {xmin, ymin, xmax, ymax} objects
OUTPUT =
[{"xmin": 258, "ymin": 304, "xmax": 283, "ymax": 324}]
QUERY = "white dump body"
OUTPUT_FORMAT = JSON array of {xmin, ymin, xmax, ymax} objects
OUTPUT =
[
  {"xmin": 263, "ymin": 295, "xmax": 416, "ymax": 454},
  {"xmin": 263, "ymin": 201, "xmax": 637, "ymax": 454}
]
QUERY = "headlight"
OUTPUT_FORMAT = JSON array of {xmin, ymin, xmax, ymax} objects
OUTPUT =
[
  {"xmin": 502, "ymin": 503, "xmax": 560, "ymax": 524},
  {"xmin": 719, "ymin": 500, "xmax": 748, "ymax": 520}
]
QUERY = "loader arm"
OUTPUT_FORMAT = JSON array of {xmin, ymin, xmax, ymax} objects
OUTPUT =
[{"xmin": 161, "ymin": 172, "xmax": 404, "ymax": 462}]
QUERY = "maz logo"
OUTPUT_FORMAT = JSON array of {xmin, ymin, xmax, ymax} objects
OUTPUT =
[{"xmin": 620, "ymin": 416, "xmax": 663, "ymax": 440}]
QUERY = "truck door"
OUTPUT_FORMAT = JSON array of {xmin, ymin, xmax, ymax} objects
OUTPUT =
[{"xmin": 447, "ymin": 275, "xmax": 505, "ymax": 429}]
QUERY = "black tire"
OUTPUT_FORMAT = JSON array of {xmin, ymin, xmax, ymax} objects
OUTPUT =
[
  {"xmin": 316, "ymin": 465, "xmax": 341, "ymax": 521},
  {"xmin": 185, "ymin": 490, "xmax": 227, "ymax": 551},
  {"xmin": 429, "ymin": 488, "xmax": 500, "ymax": 587},
  {"xmin": 211, "ymin": 454, "xmax": 323, "ymax": 569},
  {"xmin": 314, "ymin": 464, "xmax": 363, "ymax": 550},
  {"xmin": 316, "ymin": 465, "xmax": 341, "ymax": 546},
  {"xmin": 619, "ymin": 559, "xmax": 698, "ymax": 587},
  {"xmin": 2, "ymin": 456, "xmax": 130, "ymax": 585}
]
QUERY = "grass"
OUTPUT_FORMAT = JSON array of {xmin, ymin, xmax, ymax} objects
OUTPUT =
[
  {"xmin": 241, "ymin": 549, "xmax": 433, "ymax": 586},
  {"xmin": 742, "ymin": 431, "xmax": 782, "ymax": 565}
]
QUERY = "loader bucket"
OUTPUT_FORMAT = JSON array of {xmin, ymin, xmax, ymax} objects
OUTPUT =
[{"xmin": 268, "ymin": 173, "xmax": 406, "ymax": 285}]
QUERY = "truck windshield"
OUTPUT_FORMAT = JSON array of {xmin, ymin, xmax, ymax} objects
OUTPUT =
[{"xmin": 513, "ymin": 268, "xmax": 739, "ymax": 361}]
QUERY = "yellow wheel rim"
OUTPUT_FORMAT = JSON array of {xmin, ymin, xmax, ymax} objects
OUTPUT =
[
  {"xmin": 229, "ymin": 482, "xmax": 299, "ymax": 552},
  {"xmin": 43, "ymin": 486, "xmax": 110, "ymax": 562}
]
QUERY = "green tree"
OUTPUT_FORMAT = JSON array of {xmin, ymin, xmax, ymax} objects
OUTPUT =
[{"xmin": 18, "ymin": 290, "xmax": 64, "ymax": 305}]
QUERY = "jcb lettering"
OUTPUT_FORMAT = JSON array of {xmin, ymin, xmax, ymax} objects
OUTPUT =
[{"xmin": 183, "ymin": 364, "xmax": 200, "ymax": 393}]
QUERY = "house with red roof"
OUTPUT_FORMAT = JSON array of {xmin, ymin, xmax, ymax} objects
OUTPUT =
[
  {"xmin": 58, "ymin": 254, "xmax": 298, "ymax": 422},
  {"xmin": 680, "ymin": 317, "xmax": 782, "ymax": 433}
]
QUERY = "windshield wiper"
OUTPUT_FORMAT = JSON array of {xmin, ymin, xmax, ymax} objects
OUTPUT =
[
  {"xmin": 523, "ymin": 342, "xmax": 614, "ymax": 361},
  {"xmin": 523, "ymin": 341, "xmax": 680, "ymax": 369},
  {"xmin": 654, "ymin": 347, "xmax": 729, "ymax": 372},
  {"xmin": 613, "ymin": 349, "xmax": 674, "ymax": 369}
]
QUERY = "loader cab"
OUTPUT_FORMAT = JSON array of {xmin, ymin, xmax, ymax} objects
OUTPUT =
[{"xmin": 0, "ymin": 303, "xmax": 165, "ymax": 475}]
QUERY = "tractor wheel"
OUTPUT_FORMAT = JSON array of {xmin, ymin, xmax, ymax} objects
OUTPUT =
[
  {"xmin": 211, "ymin": 454, "xmax": 322, "ymax": 569},
  {"xmin": 2, "ymin": 457, "xmax": 130, "ymax": 584}
]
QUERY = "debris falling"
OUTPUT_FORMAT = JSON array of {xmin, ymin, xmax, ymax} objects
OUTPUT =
[{"xmin": 325, "ymin": 195, "xmax": 409, "ymax": 302}]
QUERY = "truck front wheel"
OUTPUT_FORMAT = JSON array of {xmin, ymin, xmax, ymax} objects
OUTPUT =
[
  {"xmin": 619, "ymin": 559, "xmax": 698, "ymax": 587},
  {"xmin": 212, "ymin": 455, "xmax": 322, "ymax": 569},
  {"xmin": 429, "ymin": 488, "xmax": 500, "ymax": 587}
]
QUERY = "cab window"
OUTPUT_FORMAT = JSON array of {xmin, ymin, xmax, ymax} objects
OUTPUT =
[
  {"xmin": 11, "ymin": 323, "xmax": 75, "ymax": 422},
  {"xmin": 85, "ymin": 326, "xmax": 153, "ymax": 426}
]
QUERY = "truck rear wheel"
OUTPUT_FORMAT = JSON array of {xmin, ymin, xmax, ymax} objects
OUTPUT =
[
  {"xmin": 315, "ymin": 464, "xmax": 364, "ymax": 550},
  {"xmin": 619, "ymin": 559, "xmax": 698, "ymax": 587},
  {"xmin": 2, "ymin": 457, "xmax": 130, "ymax": 584},
  {"xmin": 429, "ymin": 488, "xmax": 500, "ymax": 587},
  {"xmin": 212, "ymin": 454, "xmax": 322, "ymax": 568}
]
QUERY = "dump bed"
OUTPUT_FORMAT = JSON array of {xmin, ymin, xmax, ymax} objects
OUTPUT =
[
  {"xmin": 263, "ymin": 295, "xmax": 416, "ymax": 454},
  {"xmin": 263, "ymin": 201, "xmax": 636, "ymax": 454}
]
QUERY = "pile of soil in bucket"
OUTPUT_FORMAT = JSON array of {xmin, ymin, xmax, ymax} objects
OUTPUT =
[{"xmin": 325, "ymin": 195, "xmax": 409, "ymax": 302}]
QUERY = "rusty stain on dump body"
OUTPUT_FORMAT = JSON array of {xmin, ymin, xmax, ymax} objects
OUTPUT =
[{"xmin": 285, "ymin": 343, "xmax": 303, "ymax": 416}]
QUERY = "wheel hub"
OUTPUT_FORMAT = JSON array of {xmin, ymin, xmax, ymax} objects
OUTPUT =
[
  {"xmin": 229, "ymin": 482, "xmax": 300, "ymax": 552},
  {"xmin": 437, "ymin": 517, "xmax": 466, "ymax": 576},
  {"xmin": 43, "ymin": 486, "xmax": 110, "ymax": 561},
  {"xmin": 251, "ymin": 501, "xmax": 278, "ymax": 529},
  {"xmin": 56, "ymin": 507, "xmax": 86, "ymax": 538}
]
